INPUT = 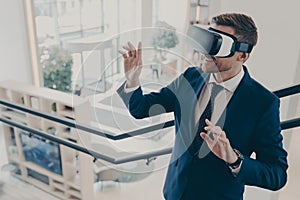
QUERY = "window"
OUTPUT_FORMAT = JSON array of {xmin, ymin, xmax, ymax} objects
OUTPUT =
[
  {"xmin": 25, "ymin": 0, "xmax": 140, "ymax": 94},
  {"xmin": 25, "ymin": 0, "xmax": 190, "ymax": 94}
]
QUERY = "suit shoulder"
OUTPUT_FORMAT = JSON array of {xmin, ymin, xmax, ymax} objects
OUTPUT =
[
  {"xmin": 250, "ymin": 79, "xmax": 279, "ymax": 103},
  {"xmin": 183, "ymin": 66, "xmax": 204, "ymax": 80}
]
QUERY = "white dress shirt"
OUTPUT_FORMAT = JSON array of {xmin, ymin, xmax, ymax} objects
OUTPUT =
[
  {"xmin": 194, "ymin": 69, "xmax": 245, "ymax": 125},
  {"xmin": 195, "ymin": 69, "xmax": 244, "ymax": 175}
]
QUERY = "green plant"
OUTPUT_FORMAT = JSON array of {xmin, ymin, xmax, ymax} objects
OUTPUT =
[
  {"xmin": 51, "ymin": 102, "xmax": 57, "ymax": 112},
  {"xmin": 152, "ymin": 21, "xmax": 179, "ymax": 58},
  {"xmin": 40, "ymin": 46, "xmax": 73, "ymax": 93}
]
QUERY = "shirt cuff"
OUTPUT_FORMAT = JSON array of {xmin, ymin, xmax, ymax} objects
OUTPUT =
[
  {"xmin": 229, "ymin": 160, "xmax": 243, "ymax": 177},
  {"xmin": 124, "ymin": 82, "xmax": 139, "ymax": 93}
]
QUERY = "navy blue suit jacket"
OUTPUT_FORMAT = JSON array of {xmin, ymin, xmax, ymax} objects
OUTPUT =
[{"xmin": 117, "ymin": 66, "xmax": 288, "ymax": 200}]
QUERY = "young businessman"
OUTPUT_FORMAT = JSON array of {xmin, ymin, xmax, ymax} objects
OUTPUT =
[{"xmin": 118, "ymin": 13, "xmax": 288, "ymax": 200}]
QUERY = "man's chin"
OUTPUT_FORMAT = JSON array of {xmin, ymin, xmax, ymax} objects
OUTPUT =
[{"xmin": 201, "ymin": 64, "xmax": 219, "ymax": 73}]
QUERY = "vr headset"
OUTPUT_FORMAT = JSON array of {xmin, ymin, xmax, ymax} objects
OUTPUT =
[{"xmin": 188, "ymin": 25, "xmax": 253, "ymax": 58}]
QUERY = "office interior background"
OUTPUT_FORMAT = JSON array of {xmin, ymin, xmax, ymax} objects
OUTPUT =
[{"xmin": 0, "ymin": 0, "xmax": 300, "ymax": 199}]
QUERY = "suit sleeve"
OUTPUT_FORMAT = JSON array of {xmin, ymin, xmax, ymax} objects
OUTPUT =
[
  {"xmin": 117, "ymin": 70, "xmax": 187, "ymax": 119},
  {"xmin": 236, "ymin": 97, "xmax": 288, "ymax": 191}
]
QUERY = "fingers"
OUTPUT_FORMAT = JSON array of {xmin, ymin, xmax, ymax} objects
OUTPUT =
[
  {"xmin": 122, "ymin": 45, "xmax": 131, "ymax": 51},
  {"xmin": 204, "ymin": 119, "xmax": 220, "ymax": 134},
  {"xmin": 137, "ymin": 42, "xmax": 142, "ymax": 65},
  {"xmin": 123, "ymin": 45, "xmax": 134, "ymax": 57},
  {"xmin": 201, "ymin": 119, "xmax": 235, "ymax": 162},
  {"xmin": 118, "ymin": 50, "xmax": 128, "ymax": 59},
  {"xmin": 118, "ymin": 41, "xmax": 141, "ymax": 59},
  {"xmin": 128, "ymin": 42, "xmax": 136, "ymax": 57},
  {"xmin": 202, "ymin": 119, "xmax": 227, "ymax": 141},
  {"xmin": 205, "ymin": 119, "xmax": 213, "ymax": 126},
  {"xmin": 200, "ymin": 132, "xmax": 213, "ymax": 145},
  {"xmin": 119, "ymin": 41, "xmax": 143, "ymax": 74}
]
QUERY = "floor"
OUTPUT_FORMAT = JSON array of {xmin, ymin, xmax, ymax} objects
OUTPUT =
[{"xmin": 0, "ymin": 165, "xmax": 167, "ymax": 200}]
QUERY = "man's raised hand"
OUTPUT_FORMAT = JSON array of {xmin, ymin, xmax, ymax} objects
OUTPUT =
[{"xmin": 118, "ymin": 41, "xmax": 143, "ymax": 88}]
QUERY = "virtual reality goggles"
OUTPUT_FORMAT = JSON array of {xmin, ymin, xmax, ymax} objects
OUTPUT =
[{"xmin": 188, "ymin": 25, "xmax": 253, "ymax": 58}]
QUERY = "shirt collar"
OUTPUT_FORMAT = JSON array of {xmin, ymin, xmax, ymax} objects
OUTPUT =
[{"xmin": 208, "ymin": 68, "xmax": 245, "ymax": 93}]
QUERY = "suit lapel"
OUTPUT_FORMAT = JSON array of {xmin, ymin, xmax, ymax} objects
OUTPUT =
[{"xmin": 216, "ymin": 66, "xmax": 254, "ymax": 136}]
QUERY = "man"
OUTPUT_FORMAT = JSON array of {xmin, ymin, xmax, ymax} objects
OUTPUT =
[{"xmin": 118, "ymin": 13, "xmax": 288, "ymax": 200}]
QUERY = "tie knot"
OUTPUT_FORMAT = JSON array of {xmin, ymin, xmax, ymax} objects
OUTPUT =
[{"xmin": 210, "ymin": 83, "xmax": 223, "ymax": 101}]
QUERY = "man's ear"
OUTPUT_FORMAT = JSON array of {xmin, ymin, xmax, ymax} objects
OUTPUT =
[{"xmin": 237, "ymin": 52, "xmax": 249, "ymax": 62}]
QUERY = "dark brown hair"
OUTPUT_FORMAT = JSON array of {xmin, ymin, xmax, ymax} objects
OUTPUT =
[{"xmin": 211, "ymin": 13, "xmax": 258, "ymax": 46}]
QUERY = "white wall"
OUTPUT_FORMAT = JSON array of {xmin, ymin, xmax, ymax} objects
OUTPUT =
[
  {"xmin": 0, "ymin": 0, "xmax": 32, "ymax": 84},
  {"xmin": 218, "ymin": 0, "xmax": 300, "ymax": 91},
  {"xmin": 154, "ymin": 0, "xmax": 188, "ymax": 33}
]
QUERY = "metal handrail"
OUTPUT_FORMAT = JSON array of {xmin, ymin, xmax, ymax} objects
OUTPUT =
[
  {"xmin": 281, "ymin": 117, "xmax": 300, "ymax": 131},
  {"xmin": 0, "ymin": 117, "xmax": 173, "ymax": 164},
  {"xmin": 273, "ymin": 84, "xmax": 300, "ymax": 98},
  {"xmin": 0, "ymin": 99, "xmax": 174, "ymax": 141}
]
